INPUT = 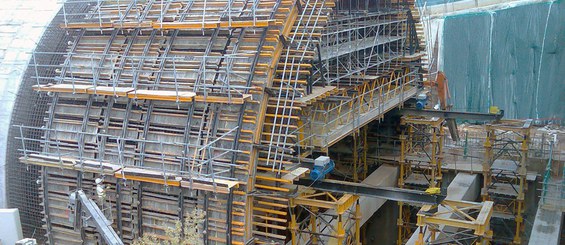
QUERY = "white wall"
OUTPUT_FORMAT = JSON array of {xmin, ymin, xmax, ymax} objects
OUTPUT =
[
  {"xmin": 0, "ymin": 0, "xmax": 61, "ymax": 208},
  {"xmin": 0, "ymin": 209, "xmax": 23, "ymax": 244}
]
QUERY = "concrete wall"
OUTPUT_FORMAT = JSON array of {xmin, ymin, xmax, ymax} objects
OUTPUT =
[
  {"xmin": 0, "ymin": 0, "xmax": 62, "ymax": 208},
  {"xmin": 529, "ymin": 207, "xmax": 563, "ymax": 245},
  {"xmin": 0, "ymin": 209, "xmax": 23, "ymax": 244},
  {"xmin": 362, "ymin": 200, "xmax": 398, "ymax": 245}
]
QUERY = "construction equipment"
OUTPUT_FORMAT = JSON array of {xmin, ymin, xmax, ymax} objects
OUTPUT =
[
  {"xmin": 310, "ymin": 156, "xmax": 335, "ymax": 180},
  {"xmin": 68, "ymin": 190, "xmax": 123, "ymax": 245}
]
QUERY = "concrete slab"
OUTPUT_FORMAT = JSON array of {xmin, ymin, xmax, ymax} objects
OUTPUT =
[
  {"xmin": 357, "ymin": 165, "xmax": 400, "ymax": 225},
  {"xmin": 529, "ymin": 207, "xmax": 563, "ymax": 245}
]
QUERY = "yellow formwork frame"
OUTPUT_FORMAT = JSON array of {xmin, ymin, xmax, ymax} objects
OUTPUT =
[
  {"xmin": 353, "ymin": 126, "xmax": 369, "ymax": 182},
  {"xmin": 245, "ymin": 1, "xmax": 300, "ymax": 241},
  {"xmin": 415, "ymin": 200, "xmax": 494, "ymax": 245},
  {"xmin": 482, "ymin": 120, "xmax": 531, "ymax": 244},
  {"xmin": 397, "ymin": 116, "xmax": 445, "ymax": 245},
  {"xmin": 290, "ymin": 191, "xmax": 361, "ymax": 245}
]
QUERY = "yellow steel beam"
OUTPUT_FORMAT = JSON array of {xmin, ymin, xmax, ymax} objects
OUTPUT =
[{"xmin": 33, "ymin": 84, "xmax": 252, "ymax": 104}]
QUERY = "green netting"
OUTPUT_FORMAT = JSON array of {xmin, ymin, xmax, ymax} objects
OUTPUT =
[{"xmin": 442, "ymin": 1, "xmax": 565, "ymax": 120}]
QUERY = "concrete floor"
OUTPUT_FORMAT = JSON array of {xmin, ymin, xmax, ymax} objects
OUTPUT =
[{"xmin": 529, "ymin": 207, "xmax": 563, "ymax": 245}]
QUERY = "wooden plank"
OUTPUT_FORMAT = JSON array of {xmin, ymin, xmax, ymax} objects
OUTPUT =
[
  {"xmin": 194, "ymin": 94, "xmax": 252, "ymax": 104},
  {"xmin": 127, "ymin": 90, "xmax": 196, "ymax": 102},
  {"xmin": 34, "ymin": 84, "xmax": 253, "ymax": 104},
  {"xmin": 281, "ymin": 167, "xmax": 309, "ymax": 181},
  {"xmin": 60, "ymin": 20, "xmax": 274, "ymax": 30},
  {"xmin": 297, "ymin": 86, "xmax": 337, "ymax": 105},
  {"xmin": 33, "ymin": 84, "xmax": 92, "ymax": 93},
  {"xmin": 86, "ymin": 86, "xmax": 134, "ymax": 97}
]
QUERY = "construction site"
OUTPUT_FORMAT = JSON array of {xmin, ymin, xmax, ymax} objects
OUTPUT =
[{"xmin": 0, "ymin": 0, "xmax": 564, "ymax": 244}]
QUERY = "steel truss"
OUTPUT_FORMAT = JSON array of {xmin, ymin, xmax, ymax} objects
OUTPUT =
[
  {"xmin": 290, "ymin": 190, "xmax": 361, "ymax": 245},
  {"xmin": 415, "ymin": 200, "xmax": 494, "ymax": 245}
]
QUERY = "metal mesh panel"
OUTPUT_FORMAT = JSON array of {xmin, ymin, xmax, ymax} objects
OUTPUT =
[{"xmin": 5, "ymin": 3, "xmax": 87, "ymax": 241}]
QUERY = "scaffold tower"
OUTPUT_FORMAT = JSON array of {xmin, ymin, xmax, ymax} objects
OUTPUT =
[{"xmin": 482, "ymin": 119, "xmax": 531, "ymax": 244}]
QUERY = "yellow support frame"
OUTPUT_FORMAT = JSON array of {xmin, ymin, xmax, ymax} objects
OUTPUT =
[
  {"xmin": 482, "ymin": 120, "xmax": 531, "ymax": 244},
  {"xmin": 397, "ymin": 116, "xmax": 445, "ymax": 245},
  {"xmin": 290, "ymin": 190, "xmax": 361, "ymax": 245},
  {"xmin": 416, "ymin": 200, "xmax": 494, "ymax": 245}
]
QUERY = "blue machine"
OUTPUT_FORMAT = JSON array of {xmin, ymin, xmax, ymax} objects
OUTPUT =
[
  {"xmin": 310, "ymin": 156, "xmax": 335, "ymax": 180},
  {"xmin": 415, "ymin": 93, "xmax": 428, "ymax": 110}
]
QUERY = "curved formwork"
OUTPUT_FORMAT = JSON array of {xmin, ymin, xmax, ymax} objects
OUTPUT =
[{"xmin": 9, "ymin": 0, "xmax": 422, "ymax": 244}]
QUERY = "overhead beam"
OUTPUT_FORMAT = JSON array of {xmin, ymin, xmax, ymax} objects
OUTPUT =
[
  {"xmin": 399, "ymin": 108, "xmax": 504, "ymax": 121},
  {"xmin": 406, "ymin": 173, "xmax": 481, "ymax": 244},
  {"xmin": 288, "ymin": 164, "xmax": 400, "ymax": 245},
  {"xmin": 400, "ymin": 109, "xmax": 504, "ymax": 141},
  {"xmin": 294, "ymin": 178, "xmax": 445, "ymax": 205}
]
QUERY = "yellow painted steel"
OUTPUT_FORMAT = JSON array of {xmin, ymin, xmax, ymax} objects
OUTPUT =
[
  {"xmin": 33, "ymin": 84, "xmax": 257, "ymax": 104},
  {"xmin": 290, "ymin": 191, "xmax": 360, "ymax": 245},
  {"xmin": 397, "ymin": 116, "xmax": 445, "ymax": 245},
  {"xmin": 416, "ymin": 200, "xmax": 494, "ymax": 244},
  {"xmin": 483, "ymin": 120, "xmax": 531, "ymax": 244}
]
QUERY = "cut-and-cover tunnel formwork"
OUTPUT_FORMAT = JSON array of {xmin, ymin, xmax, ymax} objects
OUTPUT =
[{"xmin": 4, "ymin": 0, "xmax": 423, "ymax": 244}]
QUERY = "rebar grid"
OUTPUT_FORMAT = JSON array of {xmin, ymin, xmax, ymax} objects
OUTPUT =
[{"xmin": 58, "ymin": 0, "xmax": 276, "ymax": 28}]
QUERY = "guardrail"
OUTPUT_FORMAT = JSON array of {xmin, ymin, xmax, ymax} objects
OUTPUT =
[{"xmin": 540, "ymin": 136, "xmax": 565, "ymax": 211}]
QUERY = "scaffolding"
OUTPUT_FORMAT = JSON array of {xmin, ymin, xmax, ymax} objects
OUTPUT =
[
  {"xmin": 482, "ymin": 119, "xmax": 531, "ymax": 244},
  {"xmin": 305, "ymin": 66, "xmax": 420, "ymax": 148},
  {"xmin": 7, "ymin": 0, "xmax": 427, "ymax": 244},
  {"xmin": 58, "ymin": 0, "xmax": 278, "ymax": 29},
  {"xmin": 415, "ymin": 200, "xmax": 494, "ymax": 245},
  {"xmin": 397, "ymin": 116, "xmax": 445, "ymax": 245},
  {"xmin": 289, "ymin": 190, "xmax": 361, "ymax": 245}
]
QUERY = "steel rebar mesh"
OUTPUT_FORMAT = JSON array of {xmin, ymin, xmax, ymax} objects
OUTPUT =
[{"xmin": 5, "ymin": 2, "xmax": 89, "ymax": 241}]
